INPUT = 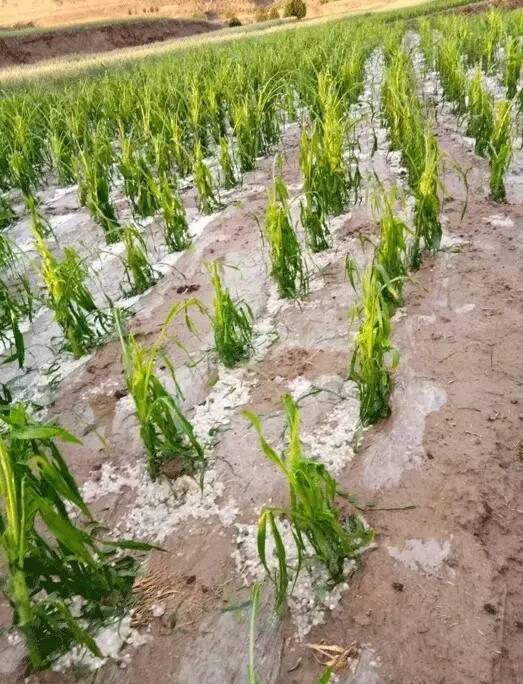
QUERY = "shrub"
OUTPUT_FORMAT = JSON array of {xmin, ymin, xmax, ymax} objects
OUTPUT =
[
  {"xmin": 255, "ymin": 8, "xmax": 269, "ymax": 22},
  {"xmin": 283, "ymin": 0, "xmax": 306, "ymax": 19},
  {"xmin": 228, "ymin": 15, "xmax": 242, "ymax": 27},
  {"xmin": 268, "ymin": 6, "xmax": 279, "ymax": 19}
]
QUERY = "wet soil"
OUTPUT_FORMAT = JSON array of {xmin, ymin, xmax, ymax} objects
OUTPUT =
[{"xmin": 0, "ymin": 19, "xmax": 222, "ymax": 68}]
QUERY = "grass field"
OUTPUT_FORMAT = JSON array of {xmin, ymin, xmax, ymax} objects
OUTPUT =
[{"xmin": 0, "ymin": 0, "xmax": 482, "ymax": 84}]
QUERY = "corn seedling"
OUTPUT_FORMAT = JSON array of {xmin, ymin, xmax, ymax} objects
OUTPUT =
[
  {"xmin": 0, "ymin": 402, "xmax": 150, "ymax": 670},
  {"xmin": 26, "ymin": 194, "xmax": 53, "ymax": 239},
  {"xmin": 248, "ymin": 583, "xmax": 261, "ymax": 684},
  {"xmin": 489, "ymin": 100, "xmax": 512, "ymax": 202},
  {"xmin": 244, "ymin": 395, "xmax": 373, "ymax": 612},
  {"xmin": 300, "ymin": 195, "xmax": 330, "ymax": 253},
  {"xmin": 0, "ymin": 194, "xmax": 15, "ymax": 231},
  {"xmin": 436, "ymin": 37, "xmax": 468, "ymax": 115},
  {"xmin": 119, "ymin": 134, "xmax": 160, "ymax": 219},
  {"xmin": 0, "ymin": 276, "xmax": 34, "ymax": 368},
  {"xmin": 265, "ymin": 174, "xmax": 308, "ymax": 299},
  {"xmin": 116, "ymin": 305, "xmax": 206, "ymax": 480},
  {"xmin": 47, "ymin": 108, "xmax": 76, "ymax": 187},
  {"xmin": 373, "ymin": 187, "xmax": 408, "ymax": 309},
  {"xmin": 348, "ymin": 264, "xmax": 398, "ymax": 426},
  {"xmin": 154, "ymin": 174, "xmax": 191, "ymax": 252},
  {"xmin": 300, "ymin": 107, "xmax": 349, "ymax": 216},
  {"xmin": 76, "ymin": 149, "xmax": 121, "ymax": 243},
  {"xmin": 231, "ymin": 97, "xmax": 258, "ymax": 172},
  {"xmin": 467, "ymin": 70, "xmax": 494, "ymax": 158},
  {"xmin": 210, "ymin": 261, "xmax": 253, "ymax": 367},
  {"xmin": 6, "ymin": 108, "xmax": 45, "ymax": 196},
  {"xmin": 0, "ymin": 232, "xmax": 15, "ymax": 271},
  {"xmin": 34, "ymin": 232, "xmax": 112, "ymax": 357},
  {"xmin": 122, "ymin": 224, "xmax": 157, "ymax": 295},
  {"xmin": 256, "ymin": 80, "xmax": 283, "ymax": 155},
  {"xmin": 193, "ymin": 141, "xmax": 221, "ymax": 215},
  {"xmin": 412, "ymin": 129, "xmax": 442, "ymax": 268},
  {"xmin": 299, "ymin": 126, "xmax": 331, "ymax": 252},
  {"xmin": 168, "ymin": 115, "xmax": 193, "ymax": 178},
  {"xmin": 504, "ymin": 36, "xmax": 523, "ymax": 100},
  {"xmin": 218, "ymin": 137, "xmax": 240, "ymax": 190}
]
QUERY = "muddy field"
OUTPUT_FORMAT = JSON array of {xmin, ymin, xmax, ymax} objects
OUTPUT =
[
  {"xmin": 0, "ymin": 18, "xmax": 222, "ymax": 68},
  {"xmin": 0, "ymin": 36, "xmax": 522, "ymax": 684}
]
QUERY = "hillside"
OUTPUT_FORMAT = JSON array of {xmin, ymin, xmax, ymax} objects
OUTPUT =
[{"xmin": 1, "ymin": 0, "xmax": 433, "ymax": 30}]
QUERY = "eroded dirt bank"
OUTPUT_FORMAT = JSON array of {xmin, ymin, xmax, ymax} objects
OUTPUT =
[{"xmin": 0, "ymin": 19, "xmax": 222, "ymax": 68}]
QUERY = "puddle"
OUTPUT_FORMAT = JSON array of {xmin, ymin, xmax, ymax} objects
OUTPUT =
[
  {"xmin": 388, "ymin": 538, "xmax": 451, "ymax": 578},
  {"xmin": 345, "ymin": 646, "xmax": 381, "ymax": 684},
  {"xmin": 362, "ymin": 379, "xmax": 447, "ymax": 491}
]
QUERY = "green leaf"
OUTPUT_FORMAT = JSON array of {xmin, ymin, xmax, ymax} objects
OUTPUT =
[{"xmin": 9, "ymin": 425, "xmax": 81, "ymax": 445}]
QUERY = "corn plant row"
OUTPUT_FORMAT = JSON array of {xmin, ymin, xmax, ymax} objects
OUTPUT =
[
  {"xmin": 381, "ymin": 42, "xmax": 442, "ymax": 267},
  {"xmin": 419, "ymin": 14, "xmax": 520, "ymax": 201},
  {"xmin": 0, "ymin": 20, "xmax": 383, "ymax": 236},
  {"xmin": 428, "ymin": 9, "xmax": 523, "ymax": 79}
]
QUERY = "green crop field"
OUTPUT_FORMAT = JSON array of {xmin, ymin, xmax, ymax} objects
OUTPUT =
[{"xmin": 0, "ymin": 2, "xmax": 521, "ymax": 681}]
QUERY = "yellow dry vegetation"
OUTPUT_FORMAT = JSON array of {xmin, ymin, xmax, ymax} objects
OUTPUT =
[{"xmin": 0, "ymin": 0, "xmax": 429, "ymax": 30}]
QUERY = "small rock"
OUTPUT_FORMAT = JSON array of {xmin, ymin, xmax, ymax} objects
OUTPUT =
[
  {"xmin": 484, "ymin": 603, "xmax": 497, "ymax": 615},
  {"xmin": 392, "ymin": 582, "xmax": 404, "ymax": 592}
]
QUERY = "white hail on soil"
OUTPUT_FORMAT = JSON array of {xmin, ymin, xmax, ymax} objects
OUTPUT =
[
  {"xmin": 286, "ymin": 376, "xmax": 361, "ymax": 475},
  {"xmin": 81, "ymin": 367, "xmax": 256, "ymax": 542},
  {"xmin": 10, "ymin": 347, "xmax": 94, "ymax": 408},
  {"xmin": 234, "ymin": 518, "xmax": 371, "ymax": 641},
  {"xmin": 53, "ymin": 614, "xmax": 151, "ymax": 672},
  {"xmin": 287, "ymin": 374, "xmax": 314, "ymax": 400},
  {"xmin": 484, "ymin": 214, "xmax": 515, "ymax": 229},
  {"xmin": 300, "ymin": 383, "xmax": 361, "ymax": 475},
  {"xmin": 252, "ymin": 317, "xmax": 279, "ymax": 361},
  {"xmin": 191, "ymin": 367, "xmax": 257, "ymax": 444},
  {"xmin": 362, "ymin": 379, "xmax": 447, "ymax": 491},
  {"xmin": 82, "ymin": 461, "xmax": 238, "ymax": 544},
  {"xmin": 81, "ymin": 376, "xmax": 120, "ymax": 402}
]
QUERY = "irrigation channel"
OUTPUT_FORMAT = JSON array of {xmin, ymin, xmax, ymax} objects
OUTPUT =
[{"xmin": 0, "ymin": 6, "xmax": 522, "ymax": 683}]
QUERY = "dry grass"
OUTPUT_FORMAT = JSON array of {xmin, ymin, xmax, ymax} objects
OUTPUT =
[{"xmin": 0, "ymin": 0, "xmax": 429, "ymax": 31}]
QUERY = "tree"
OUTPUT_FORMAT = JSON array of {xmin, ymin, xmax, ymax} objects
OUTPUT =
[{"xmin": 283, "ymin": 0, "xmax": 306, "ymax": 20}]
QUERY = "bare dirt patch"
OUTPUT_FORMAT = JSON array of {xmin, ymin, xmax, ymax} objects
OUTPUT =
[{"xmin": 0, "ymin": 18, "xmax": 222, "ymax": 68}]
